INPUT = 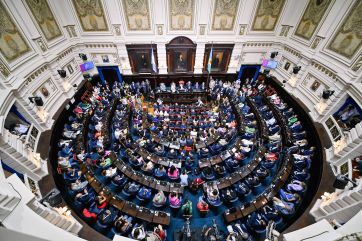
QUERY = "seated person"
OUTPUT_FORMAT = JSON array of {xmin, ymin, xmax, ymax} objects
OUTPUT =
[
  {"xmin": 221, "ymin": 188, "xmax": 237, "ymax": 202},
  {"xmin": 206, "ymin": 183, "xmax": 220, "ymax": 202},
  {"xmin": 181, "ymin": 199, "xmax": 193, "ymax": 217},
  {"xmin": 103, "ymin": 166, "xmax": 117, "ymax": 178},
  {"xmin": 167, "ymin": 165, "xmax": 179, "ymax": 180},
  {"xmin": 114, "ymin": 215, "xmax": 133, "ymax": 234},
  {"xmin": 153, "ymin": 225, "xmax": 166, "ymax": 241},
  {"xmin": 168, "ymin": 192, "xmax": 182, "ymax": 207},
  {"xmin": 214, "ymin": 164, "xmax": 226, "ymax": 176},
  {"xmin": 131, "ymin": 224, "xmax": 146, "ymax": 240},
  {"xmin": 137, "ymin": 186, "xmax": 152, "ymax": 201},
  {"xmin": 153, "ymin": 190, "xmax": 167, "ymax": 207},
  {"xmin": 167, "ymin": 149, "xmax": 177, "ymax": 159},
  {"xmin": 180, "ymin": 169, "xmax": 189, "ymax": 186},
  {"xmin": 13, "ymin": 123, "xmax": 30, "ymax": 137},
  {"xmin": 154, "ymin": 165, "xmax": 167, "ymax": 178},
  {"xmin": 141, "ymin": 161, "xmax": 154, "ymax": 174},
  {"xmin": 279, "ymin": 189, "xmax": 301, "ymax": 203},
  {"xmin": 247, "ymin": 212, "xmax": 267, "ymax": 231},
  {"xmin": 95, "ymin": 191, "xmax": 107, "ymax": 209},
  {"xmin": 112, "ymin": 174, "xmax": 128, "ymax": 187},
  {"xmin": 197, "ymin": 196, "xmax": 209, "ymax": 213},
  {"xmin": 123, "ymin": 182, "xmax": 140, "ymax": 196},
  {"xmin": 272, "ymin": 197, "xmax": 295, "ymax": 215},
  {"xmin": 202, "ymin": 166, "xmax": 215, "ymax": 180},
  {"xmin": 99, "ymin": 156, "xmax": 112, "ymax": 169},
  {"xmin": 70, "ymin": 179, "xmax": 88, "ymax": 192}
]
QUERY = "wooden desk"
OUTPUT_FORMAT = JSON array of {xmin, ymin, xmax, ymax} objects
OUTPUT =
[
  {"xmin": 153, "ymin": 211, "xmax": 171, "ymax": 226},
  {"xmin": 199, "ymin": 158, "xmax": 211, "ymax": 168},
  {"xmin": 217, "ymin": 178, "xmax": 231, "ymax": 189},
  {"xmin": 109, "ymin": 196, "xmax": 126, "ymax": 210},
  {"xmin": 137, "ymin": 207, "xmax": 154, "ymax": 223},
  {"xmin": 210, "ymin": 156, "xmax": 222, "ymax": 165},
  {"xmin": 241, "ymin": 203, "xmax": 256, "ymax": 217},
  {"xmin": 155, "ymin": 182, "xmax": 171, "ymax": 192},
  {"xmin": 122, "ymin": 201, "xmax": 138, "ymax": 217},
  {"xmin": 169, "ymin": 183, "xmax": 184, "ymax": 194},
  {"xmin": 220, "ymin": 151, "xmax": 232, "ymax": 161}
]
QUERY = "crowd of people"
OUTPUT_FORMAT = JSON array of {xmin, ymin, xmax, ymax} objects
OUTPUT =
[{"xmin": 55, "ymin": 74, "xmax": 315, "ymax": 241}]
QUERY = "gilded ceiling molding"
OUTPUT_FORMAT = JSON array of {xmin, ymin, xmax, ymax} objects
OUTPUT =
[
  {"xmin": 311, "ymin": 36, "xmax": 323, "ymax": 49},
  {"xmin": 0, "ymin": 1, "xmax": 31, "ymax": 63},
  {"xmin": 25, "ymin": 0, "xmax": 62, "ymax": 41},
  {"xmin": 0, "ymin": 59, "xmax": 10, "ymax": 77},
  {"xmin": 310, "ymin": 60, "xmax": 337, "ymax": 79},
  {"xmin": 122, "ymin": 0, "xmax": 151, "ymax": 31},
  {"xmin": 251, "ymin": 0, "xmax": 286, "ymax": 31},
  {"xmin": 294, "ymin": 0, "xmax": 333, "ymax": 40},
  {"xmin": 327, "ymin": 0, "xmax": 362, "ymax": 59},
  {"xmin": 212, "ymin": 0, "xmax": 240, "ymax": 31},
  {"xmin": 239, "ymin": 24, "xmax": 247, "ymax": 35},
  {"xmin": 351, "ymin": 55, "xmax": 362, "ymax": 72},
  {"xmin": 169, "ymin": 0, "xmax": 194, "ymax": 31},
  {"xmin": 157, "ymin": 24, "xmax": 164, "ymax": 35},
  {"xmin": 113, "ymin": 24, "xmax": 122, "ymax": 36},
  {"xmin": 71, "ymin": 0, "xmax": 109, "ymax": 32},
  {"xmin": 199, "ymin": 24, "xmax": 206, "ymax": 35},
  {"xmin": 35, "ymin": 37, "xmax": 47, "ymax": 52},
  {"xmin": 284, "ymin": 46, "xmax": 301, "ymax": 58}
]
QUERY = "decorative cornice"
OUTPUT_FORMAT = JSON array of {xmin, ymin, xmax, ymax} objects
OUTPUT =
[{"xmin": 310, "ymin": 60, "xmax": 337, "ymax": 79}]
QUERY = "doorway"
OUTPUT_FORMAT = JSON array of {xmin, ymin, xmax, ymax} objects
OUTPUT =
[{"xmin": 97, "ymin": 66, "xmax": 123, "ymax": 86}]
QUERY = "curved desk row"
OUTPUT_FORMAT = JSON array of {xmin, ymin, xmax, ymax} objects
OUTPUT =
[{"xmin": 80, "ymin": 163, "xmax": 171, "ymax": 226}]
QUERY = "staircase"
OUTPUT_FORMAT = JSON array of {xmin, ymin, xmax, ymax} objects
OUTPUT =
[
  {"xmin": 0, "ymin": 129, "xmax": 47, "ymax": 181},
  {"xmin": 27, "ymin": 199, "xmax": 82, "ymax": 235},
  {"xmin": 310, "ymin": 180, "xmax": 362, "ymax": 224},
  {"xmin": 0, "ymin": 182, "xmax": 21, "ymax": 222}
]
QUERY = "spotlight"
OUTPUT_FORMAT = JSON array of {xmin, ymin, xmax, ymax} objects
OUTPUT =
[
  {"xmin": 57, "ymin": 69, "xmax": 66, "ymax": 78},
  {"xmin": 83, "ymin": 73, "xmax": 90, "ymax": 79},
  {"xmin": 293, "ymin": 66, "xmax": 301, "ymax": 74},
  {"xmin": 333, "ymin": 174, "xmax": 357, "ymax": 189},
  {"xmin": 282, "ymin": 80, "xmax": 287, "ymax": 84},
  {"xmin": 322, "ymin": 90, "xmax": 335, "ymax": 100},
  {"xmin": 264, "ymin": 69, "xmax": 270, "ymax": 75},
  {"xmin": 28, "ymin": 97, "xmax": 44, "ymax": 106},
  {"xmin": 73, "ymin": 84, "xmax": 77, "ymax": 88},
  {"xmin": 79, "ymin": 53, "xmax": 87, "ymax": 61},
  {"xmin": 270, "ymin": 52, "xmax": 278, "ymax": 59}
]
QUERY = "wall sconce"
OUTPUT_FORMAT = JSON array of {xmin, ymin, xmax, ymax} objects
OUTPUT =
[
  {"xmin": 293, "ymin": 66, "xmax": 301, "ymax": 74},
  {"xmin": 270, "ymin": 52, "xmax": 278, "ymax": 59},
  {"xmin": 79, "ymin": 53, "xmax": 87, "ymax": 61},
  {"xmin": 322, "ymin": 90, "xmax": 335, "ymax": 100},
  {"xmin": 28, "ymin": 97, "xmax": 44, "ymax": 106},
  {"xmin": 57, "ymin": 70, "xmax": 66, "ymax": 78}
]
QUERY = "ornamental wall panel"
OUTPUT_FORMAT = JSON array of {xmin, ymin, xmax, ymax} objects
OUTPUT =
[
  {"xmin": 211, "ymin": 0, "xmax": 240, "ymax": 31},
  {"xmin": 327, "ymin": 0, "xmax": 362, "ymax": 59},
  {"xmin": 169, "ymin": 0, "xmax": 195, "ymax": 31},
  {"xmin": 121, "ymin": 0, "xmax": 151, "ymax": 31},
  {"xmin": 0, "ymin": 1, "xmax": 31, "ymax": 63},
  {"xmin": 71, "ymin": 0, "xmax": 109, "ymax": 32},
  {"xmin": 251, "ymin": 0, "xmax": 286, "ymax": 31},
  {"xmin": 24, "ymin": 0, "xmax": 62, "ymax": 42}
]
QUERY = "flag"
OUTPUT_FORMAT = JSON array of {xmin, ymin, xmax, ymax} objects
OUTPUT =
[
  {"xmin": 207, "ymin": 47, "xmax": 213, "ymax": 73},
  {"xmin": 151, "ymin": 47, "xmax": 157, "ymax": 73}
]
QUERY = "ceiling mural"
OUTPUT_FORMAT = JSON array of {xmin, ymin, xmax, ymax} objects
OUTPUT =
[
  {"xmin": 0, "ymin": 1, "xmax": 31, "ymax": 62},
  {"xmin": 327, "ymin": 0, "xmax": 362, "ymax": 59},
  {"xmin": 295, "ymin": 0, "xmax": 333, "ymax": 40},
  {"xmin": 169, "ymin": 0, "xmax": 194, "ymax": 31},
  {"xmin": 72, "ymin": 0, "xmax": 109, "ymax": 32},
  {"xmin": 251, "ymin": 0, "xmax": 286, "ymax": 31},
  {"xmin": 211, "ymin": 0, "xmax": 240, "ymax": 31},
  {"xmin": 122, "ymin": 0, "xmax": 151, "ymax": 31},
  {"xmin": 25, "ymin": 0, "xmax": 62, "ymax": 41}
]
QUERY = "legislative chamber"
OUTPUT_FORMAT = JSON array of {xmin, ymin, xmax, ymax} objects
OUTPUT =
[{"xmin": 0, "ymin": 1, "xmax": 362, "ymax": 241}]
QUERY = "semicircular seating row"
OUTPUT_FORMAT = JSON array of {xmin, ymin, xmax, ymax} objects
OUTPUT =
[{"xmin": 55, "ymin": 79, "xmax": 315, "ymax": 241}]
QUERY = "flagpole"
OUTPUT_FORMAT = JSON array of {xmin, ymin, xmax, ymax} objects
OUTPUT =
[
  {"xmin": 151, "ymin": 42, "xmax": 157, "ymax": 90},
  {"xmin": 206, "ymin": 41, "xmax": 214, "ymax": 92}
]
